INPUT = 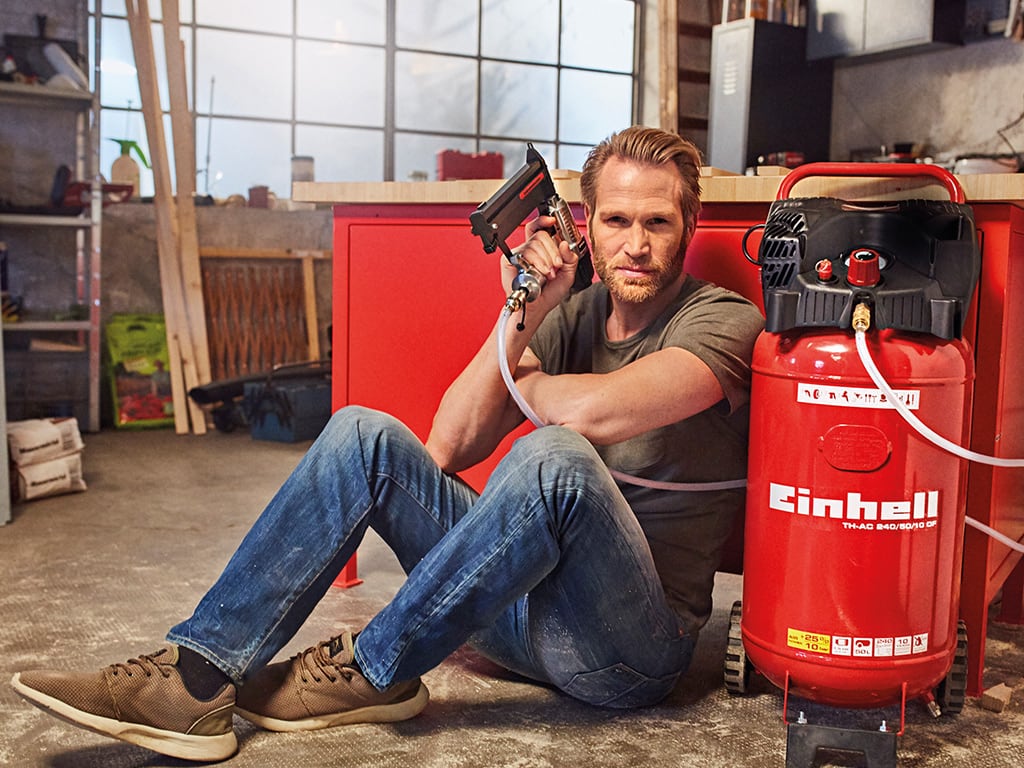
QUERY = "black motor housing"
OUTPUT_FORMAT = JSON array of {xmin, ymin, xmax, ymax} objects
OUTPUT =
[{"xmin": 754, "ymin": 197, "xmax": 980, "ymax": 340}]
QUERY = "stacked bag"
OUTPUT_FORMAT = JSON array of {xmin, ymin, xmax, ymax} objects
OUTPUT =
[{"xmin": 6, "ymin": 417, "xmax": 87, "ymax": 501}]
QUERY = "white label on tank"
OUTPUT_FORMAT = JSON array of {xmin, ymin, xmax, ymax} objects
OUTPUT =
[
  {"xmin": 796, "ymin": 383, "xmax": 920, "ymax": 410},
  {"xmin": 788, "ymin": 630, "xmax": 930, "ymax": 657},
  {"xmin": 831, "ymin": 636, "xmax": 852, "ymax": 656}
]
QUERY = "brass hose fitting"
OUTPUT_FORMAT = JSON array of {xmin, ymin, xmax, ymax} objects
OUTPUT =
[{"xmin": 852, "ymin": 302, "xmax": 872, "ymax": 333}]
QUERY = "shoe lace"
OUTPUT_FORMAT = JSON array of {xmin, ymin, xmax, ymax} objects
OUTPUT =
[
  {"xmin": 108, "ymin": 649, "xmax": 174, "ymax": 680},
  {"xmin": 295, "ymin": 638, "xmax": 355, "ymax": 685}
]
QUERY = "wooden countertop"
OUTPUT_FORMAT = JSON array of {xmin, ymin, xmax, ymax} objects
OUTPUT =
[{"xmin": 294, "ymin": 167, "xmax": 1024, "ymax": 206}]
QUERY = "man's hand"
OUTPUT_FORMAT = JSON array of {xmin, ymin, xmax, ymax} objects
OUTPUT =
[{"xmin": 503, "ymin": 215, "xmax": 579, "ymax": 310}]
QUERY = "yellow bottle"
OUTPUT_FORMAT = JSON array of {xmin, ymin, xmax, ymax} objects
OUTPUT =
[{"xmin": 109, "ymin": 139, "xmax": 150, "ymax": 199}]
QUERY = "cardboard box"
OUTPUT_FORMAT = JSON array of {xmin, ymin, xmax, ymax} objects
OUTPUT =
[{"xmin": 244, "ymin": 377, "xmax": 331, "ymax": 442}]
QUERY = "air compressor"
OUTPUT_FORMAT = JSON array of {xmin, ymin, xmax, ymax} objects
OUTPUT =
[{"xmin": 729, "ymin": 164, "xmax": 983, "ymax": 763}]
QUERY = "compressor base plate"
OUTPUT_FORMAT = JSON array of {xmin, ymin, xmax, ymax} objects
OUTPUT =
[{"xmin": 786, "ymin": 722, "xmax": 897, "ymax": 768}]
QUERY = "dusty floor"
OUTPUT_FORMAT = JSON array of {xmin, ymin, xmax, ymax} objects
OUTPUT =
[{"xmin": 1, "ymin": 428, "xmax": 1022, "ymax": 767}]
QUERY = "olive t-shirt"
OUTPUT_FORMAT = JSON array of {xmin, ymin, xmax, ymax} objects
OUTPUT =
[{"xmin": 528, "ymin": 276, "xmax": 765, "ymax": 637}]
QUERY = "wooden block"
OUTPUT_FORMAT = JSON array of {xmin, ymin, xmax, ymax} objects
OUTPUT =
[{"xmin": 980, "ymin": 682, "xmax": 1013, "ymax": 713}]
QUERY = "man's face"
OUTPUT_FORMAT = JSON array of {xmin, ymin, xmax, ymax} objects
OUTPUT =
[{"xmin": 586, "ymin": 157, "xmax": 689, "ymax": 305}]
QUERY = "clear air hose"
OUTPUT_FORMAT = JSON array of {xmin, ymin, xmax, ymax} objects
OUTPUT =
[
  {"xmin": 853, "ymin": 319, "xmax": 1024, "ymax": 554},
  {"xmin": 496, "ymin": 307, "xmax": 746, "ymax": 492},
  {"xmin": 495, "ymin": 299, "xmax": 1023, "ymax": 553}
]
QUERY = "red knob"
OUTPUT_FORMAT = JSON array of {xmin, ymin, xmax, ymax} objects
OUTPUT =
[{"xmin": 847, "ymin": 248, "xmax": 881, "ymax": 287}]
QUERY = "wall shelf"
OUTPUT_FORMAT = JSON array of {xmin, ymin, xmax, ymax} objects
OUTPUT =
[{"xmin": 0, "ymin": 44, "xmax": 101, "ymax": 437}]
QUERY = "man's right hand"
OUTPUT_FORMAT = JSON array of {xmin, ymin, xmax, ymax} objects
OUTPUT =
[{"xmin": 504, "ymin": 215, "xmax": 579, "ymax": 311}]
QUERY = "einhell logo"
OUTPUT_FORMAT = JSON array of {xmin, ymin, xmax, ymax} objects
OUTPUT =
[{"xmin": 769, "ymin": 482, "xmax": 939, "ymax": 531}]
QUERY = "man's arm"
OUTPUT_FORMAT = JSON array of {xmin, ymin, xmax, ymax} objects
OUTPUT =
[
  {"xmin": 425, "ymin": 220, "xmax": 577, "ymax": 473},
  {"xmin": 515, "ymin": 345, "xmax": 725, "ymax": 446}
]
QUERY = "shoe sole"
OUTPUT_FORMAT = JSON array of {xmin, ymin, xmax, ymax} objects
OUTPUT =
[
  {"xmin": 11, "ymin": 673, "xmax": 238, "ymax": 762},
  {"xmin": 234, "ymin": 681, "xmax": 429, "ymax": 732}
]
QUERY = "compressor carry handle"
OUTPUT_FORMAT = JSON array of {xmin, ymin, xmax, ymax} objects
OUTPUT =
[{"xmin": 776, "ymin": 162, "xmax": 965, "ymax": 205}]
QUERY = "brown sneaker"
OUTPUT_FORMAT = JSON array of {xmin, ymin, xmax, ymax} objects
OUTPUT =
[
  {"xmin": 235, "ymin": 631, "xmax": 428, "ymax": 732},
  {"xmin": 11, "ymin": 645, "xmax": 237, "ymax": 762}
]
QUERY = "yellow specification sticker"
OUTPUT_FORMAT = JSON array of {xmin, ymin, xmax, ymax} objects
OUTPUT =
[{"xmin": 787, "ymin": 628, "xmax": 831, "ymax": 653}]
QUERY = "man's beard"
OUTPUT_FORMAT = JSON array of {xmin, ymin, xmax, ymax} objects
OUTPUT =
[{"xmin": 593, "ymin": 245, "xmax": 686, "ymax": 304}]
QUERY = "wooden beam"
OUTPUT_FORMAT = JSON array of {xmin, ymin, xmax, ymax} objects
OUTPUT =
[
  {"xmin": 199, "ymin": 247, "xmax": 330, "ymax": 260},
  {"xmin": 162, "ymin": 0, "xmax": 210, "ymax": 434},
  {"xmin": 301, "ymin": 255, "xmax": 320, "ymax": 360},
  {"xmin": 658, "ymin": 0, "xmax": 679, "ymax": 132},
  {"xmin": 125, "ymin": 0, "xmax": 191, "ymax": 434}
]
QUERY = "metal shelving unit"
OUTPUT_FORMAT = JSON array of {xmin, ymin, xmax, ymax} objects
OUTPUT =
[{"xmin": 0, "ymin": 78, "xmax": 102, "ymax": 434}]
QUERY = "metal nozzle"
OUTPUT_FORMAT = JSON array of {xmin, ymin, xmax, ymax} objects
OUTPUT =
[{"xmin": 505, "ymin": 254, "xmax": 544, "ymax": 311}]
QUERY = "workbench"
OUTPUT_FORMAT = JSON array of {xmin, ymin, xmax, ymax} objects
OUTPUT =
[{"xmin": 297, "ymin": 167, "xmax": 1024, "ymax": 699}]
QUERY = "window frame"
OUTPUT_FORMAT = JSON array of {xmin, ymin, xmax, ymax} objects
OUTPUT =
[{"xmin": 91, "ymin": 0, "xmax": 643, "ymax": 193}]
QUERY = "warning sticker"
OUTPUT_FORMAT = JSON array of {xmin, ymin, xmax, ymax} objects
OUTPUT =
[
  {"xmin": 787, "ymin": 629, "xmax": 832, "ymax": 654},
  {"xmin": 787, "ymin": 629, "xmax": 929, "ymax": 658}
]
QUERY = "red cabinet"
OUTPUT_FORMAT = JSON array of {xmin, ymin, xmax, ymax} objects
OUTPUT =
[
  {"xmin": 960, "ymin": 204, "xmax": 1024, "ymax": 696},
  {"xmin": 331, "ymin": 197, "xmax": 1024, "ymax": 697}
]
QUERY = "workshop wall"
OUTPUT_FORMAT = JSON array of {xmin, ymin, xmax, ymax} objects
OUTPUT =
[
  {"xmin": 829, "ymin": 36, "xmax": 1024, "ymax": 165},
  {"xmin": 102, "ymin": 203, "xmax": 334, "ymax": 356}
]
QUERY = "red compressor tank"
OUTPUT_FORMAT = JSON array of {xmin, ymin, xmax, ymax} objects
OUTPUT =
[{"xmin": 731, "ymin": 164, "xmax": 981, "ymax": 712}]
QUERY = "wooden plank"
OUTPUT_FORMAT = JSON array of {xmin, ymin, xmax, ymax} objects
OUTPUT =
[
  {"xmin": 161, "ymin": 0, "xmax": 212, "ymax": 433},
  {"xmin": 658, "ymin": 0, "xmax": 679, "ymax": 132},
  {"xmin": 301, "ymin": 255, "xmax": 321, "ymax": 360},
  {"xmin": 126, "ymin": 0, "xmax": 191, "ymax": 434}
]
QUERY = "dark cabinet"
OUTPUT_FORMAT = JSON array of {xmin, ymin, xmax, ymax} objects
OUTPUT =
[
  {"xmin": 708, "ymin": 19, "xmax": 833, "ymax": 175},
  {"xmin": 807, "ymin": 0, "xmax": 971, "ymax": 59}
]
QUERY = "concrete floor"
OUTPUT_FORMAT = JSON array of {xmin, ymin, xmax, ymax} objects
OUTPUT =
[{"xmin": 1, "ymin": 427, "xmax": 1022, "ymax": 768}]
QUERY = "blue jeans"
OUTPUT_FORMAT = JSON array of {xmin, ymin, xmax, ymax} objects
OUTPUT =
[{"xmin": 168, "ymin": 406, "xmax": 693, "ymax": 708}]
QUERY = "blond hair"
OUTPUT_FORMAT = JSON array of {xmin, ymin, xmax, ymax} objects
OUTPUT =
[{"xmin": 579, "ymin": 126, "xmax": 702, "ymax": 238}]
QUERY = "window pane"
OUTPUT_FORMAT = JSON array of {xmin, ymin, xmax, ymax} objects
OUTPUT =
[
  {"xmin": 395, "ymin": 52, "xmax": 476, "ymax": 133},
  {"xmin": 480, "ymin": 139, "xmax": 556, "ymax": 179},
  {"xmin": 100, "ymin": 18, "xmax": 193, "ymax": 113},
  {"xmin": 559, "ymin": 69, "xmax": 632, "ymax": 145},
  {"xmin": 196, "ymin": 118, "xmax": 291, "ymax": 198},
  {"xmin": 195, "ymin": 0, "xmax": 291, "ymax": 34},
  {"xmin": 99, "ymin": 1, "xmax": 193, "ymax": 22},
  {"xmin": 480, "ymin": 61, "xmax": 556, "ymax": 141},
  {"xmin": 396, "ymin": 0, "xmax": 477, "ymax": 54},
  {"xmin": 296, "ymin": 124, "xmax": 384, "ymax": 182},
  {"xmin": 556, "ymin": 143, "xmax": 593, "ymax": 172},
  {"xmin": 296, "ymin": 41, "xmax": 384, "ymax": 126},
  {"xmin": 561, "ymin": 0, "xmax": 635, "ymax": 73},
  {"xmin": 99, "ymin": 17, "xmax": 140, "ymax": 109},
  {"xmin": 297, "ymin": 0, "xmax": 384, "ymax": 43},
  {"xmin": 395, "ymin": 132, "xmax": 475, "ymax": 182},
  {"xmin": 196, "ymin": 30, "xmax": 292, "ymax": 119},
  {"xmin": 100, "ymin": 109, "xmax": 170, "ymax": 198},
  {"xmin": 480, "ymin": 0, "xmax": 557, "ymax": 64}
]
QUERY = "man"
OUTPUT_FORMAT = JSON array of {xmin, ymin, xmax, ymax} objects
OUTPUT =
[{"xmin": 11, "ymin": 126, "xmax": 764, "ymax": 762}]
